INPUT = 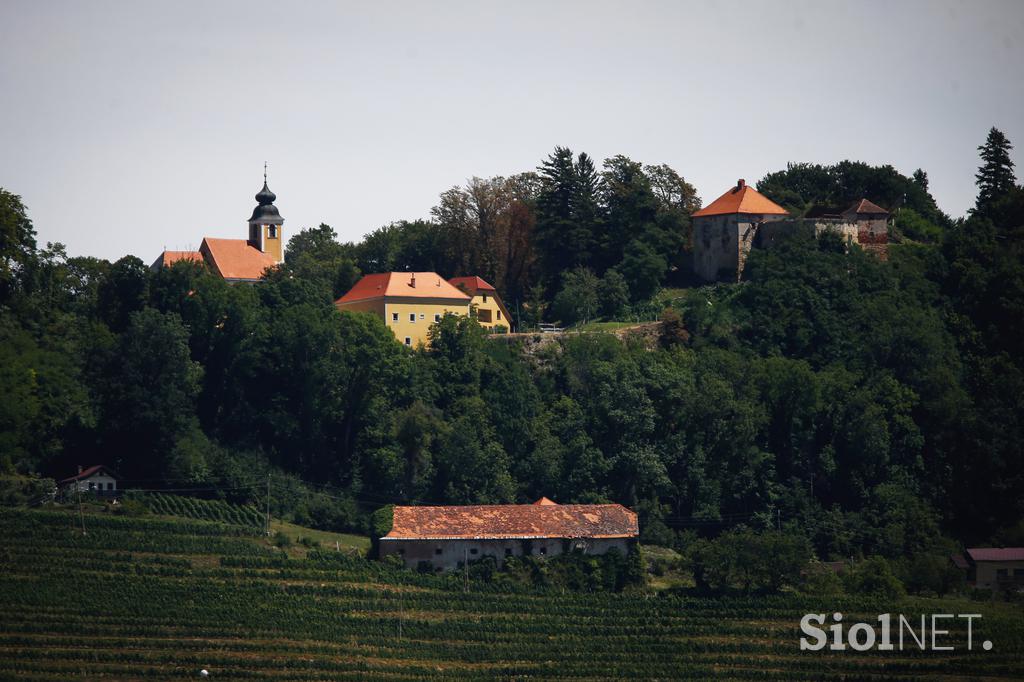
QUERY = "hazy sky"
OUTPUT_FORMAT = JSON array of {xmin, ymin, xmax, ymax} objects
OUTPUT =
[{"xmin": 2, "ymin": 0, "xmax": 1022, "ymax": 262}]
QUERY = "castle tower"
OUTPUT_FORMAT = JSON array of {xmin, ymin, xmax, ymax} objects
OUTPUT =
[{"xmin": 247, "ymin": 166, "xmax": 284, "ymax": 263}]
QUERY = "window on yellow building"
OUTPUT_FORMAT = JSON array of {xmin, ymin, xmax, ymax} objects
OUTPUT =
[
  {"xmin": 404, "ymin": 337, "xmax": 411, "ymax": 346},
  {"xmin": 434, "ymin": 314, "xmax": 441, "ymax": 322},
  {"xmin": 409, "ymin": 313, "xmax": 416, "ymax": 323},
  {"xmin": 419, "ymin": 313, "xmax": 425, "ymax": 320},
  {"xmin": 483, "ymin": 295, "xmax": 488, "ymax": 303},
  {"xmin": 497, "ymin": 311, "xmax": 502, "ymax": 320},
  {"xmin": 391, "ymin": 312, "xmax": 398, "ymax": 322}
]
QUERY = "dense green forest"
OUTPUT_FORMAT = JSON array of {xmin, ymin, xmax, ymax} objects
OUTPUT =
[{"xmin": 2, "ymin": 128, "xmax": 1022, "ymax": 585}]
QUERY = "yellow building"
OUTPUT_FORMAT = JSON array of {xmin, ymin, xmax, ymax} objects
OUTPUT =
[
  {"xmin": 335, "ymin": 272, "xmax": 472, "ymax": 347},
  {"xmin": 449, "ymin": 276, "xmax": 512, "ymax": 332}
]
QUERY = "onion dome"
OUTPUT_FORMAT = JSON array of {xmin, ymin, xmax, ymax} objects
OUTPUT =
[{"xmin": 248, "ymin": 179, "xmax": 284, "ymax": 225}]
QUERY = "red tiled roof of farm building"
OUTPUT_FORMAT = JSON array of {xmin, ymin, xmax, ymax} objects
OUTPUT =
[
  {"xmin": 336, "ymin": 272, "xmax": 471, "ymax": 304},
  {"xmin": 200, "ymin": 238, "xmax": 277, "ymax": 281},
  {"xmin": 448, "ymin": 276, "xmax": 497, "ymax": 294},
  {"xmin": 691, "ymin": 179, "xmax": 789, "ymax": 218},
  {"xmin": 383, "ymin": 502, "xmax": 638, "ymax": 540},
  {"xmin": 966, "ymin": 547, "xmax": 1024, "ymax": 562}
]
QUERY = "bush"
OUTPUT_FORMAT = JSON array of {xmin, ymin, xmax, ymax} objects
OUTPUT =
[
  {"xmin": 272, "ymin": 530, "xmax": 292, "ymax": 548},
  {"xmin": 801, "ymin": 562, "xmax": 845, "ymax": 595},
  {"xmin": 844, "ymin": 556, "xmax": 905, "ymax": 599},
  {"xmin": 687, "ymin": 529, "xmax": 811, "ymax": 593}
]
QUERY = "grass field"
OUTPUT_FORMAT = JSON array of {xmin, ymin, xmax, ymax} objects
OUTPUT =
[{"xmin": 1, "ymin": 507, "xmax": 1022, "ymax": 680}]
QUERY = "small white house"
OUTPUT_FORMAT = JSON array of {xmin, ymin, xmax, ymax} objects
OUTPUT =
[{"xmin": 60, "ymin": 465, "xmax": 119, "ymax": 496}]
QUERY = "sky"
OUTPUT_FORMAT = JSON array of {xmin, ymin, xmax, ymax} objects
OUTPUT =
[{"xmin": 1, "ymin": 0, "xmax": 1023, "ymax": 262}]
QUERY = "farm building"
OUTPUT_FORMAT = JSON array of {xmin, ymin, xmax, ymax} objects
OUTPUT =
[
  {"xmin": 953, "ymin": 548, "xmax": 1024, "ymax": 591},
  {"xmin": 379, "ymin": 497, "xmax": 638, "ymax": 571},
  {"xmin": 60, "ymin": 465, "xmax": 119, "ymax": 496}
]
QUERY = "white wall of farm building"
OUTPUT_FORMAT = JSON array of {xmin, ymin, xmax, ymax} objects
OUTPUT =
[{"xmin": 380, "ymin": 537, "xmax": 634, "ymax": 571}]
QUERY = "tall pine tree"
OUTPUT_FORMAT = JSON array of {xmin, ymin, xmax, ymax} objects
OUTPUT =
[{"xmin": 975, "ymin": 127, "xmax": 1016, "ymax": 211}]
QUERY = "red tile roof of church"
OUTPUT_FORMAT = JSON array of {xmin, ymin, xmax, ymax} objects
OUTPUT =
[
  {"xmin": 200, "ymin": 238, "xmax": 277, "ymax": 281},
  {"xmin": 152, "ymin": 250, "xmax": 203, "ymax": 270}
]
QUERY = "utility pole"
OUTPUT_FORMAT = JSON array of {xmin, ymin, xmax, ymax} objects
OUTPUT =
[
  {"xmin": 76, "ymin": 481, "xmax": 86, "ymax": 536},
  {"xmin": 464, "ymin": 547, "xmax": 469, "ymax": 593},
  {"xmin": 265, "ymin": 474, "xmax": 271, "ymax": 537}
]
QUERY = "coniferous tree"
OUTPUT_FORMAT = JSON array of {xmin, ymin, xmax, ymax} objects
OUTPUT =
[{"xmin": 975, "ymin": 127, "xmax": 1016, "ymax": 211}]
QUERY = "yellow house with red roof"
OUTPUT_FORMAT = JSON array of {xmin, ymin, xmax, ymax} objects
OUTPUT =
[
  {"xmin": 335, "ymin": 272, "xmax": 512, "ymax": 347},
  {"xmin": 151, "ymin": 173, "xmax": 284, "ymax": 283},
  {"xmin": 449, "ymin": 276, "xmax": 512, "ymax": 331}
]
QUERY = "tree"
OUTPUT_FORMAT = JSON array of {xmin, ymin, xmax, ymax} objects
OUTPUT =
[
  {"xmin": 552, "ymin": 267, "xmax": 600, "ymax": 325},
  {"xmin": 284, "ymin": 223, "xmax": 361, "ymax": 299},
  {"xmin": 975, "ymin": 127, "xmax": 1016, "ymax": 212},
  {"xmin": 97, "ymin": 309, "xmax": 202, "ymax": 478},
  {"xmin": 97, "ymin": 256, "xmax": 151, "ymax": 333},
  {"xmin": 598, "ymin": 268, "xmax": 630, "ymax": 319},
  {"xmin": 0, "ymin": 188, "xmax": 37, "ymax": 305},
  {"xmin": 534, "ymin": 148, "xmax": 600, "ymax": 294}
]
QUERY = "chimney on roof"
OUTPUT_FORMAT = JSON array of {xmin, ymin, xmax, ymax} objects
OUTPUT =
[
  {"xmin": 410, "ymin": 273, "xmax": 416, "ymax": 287},
  {"xmin": 737, "ymin": 179, "xmax": 746, "ymax": 190}
]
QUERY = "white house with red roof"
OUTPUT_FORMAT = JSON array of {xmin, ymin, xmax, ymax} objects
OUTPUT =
[{"xmin": 60, "ymin": 465, "xmax": 119, "ymax": 496}]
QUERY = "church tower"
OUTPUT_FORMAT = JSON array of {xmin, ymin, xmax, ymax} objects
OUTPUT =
[{"xmin": 247, "ymin": 165, "xmax": 284, "ymax": 263}]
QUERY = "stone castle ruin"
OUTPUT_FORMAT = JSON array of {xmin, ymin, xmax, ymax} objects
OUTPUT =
[{"xmin": 692, "ymin": 179, "xmax": 890, "ymax": 282}]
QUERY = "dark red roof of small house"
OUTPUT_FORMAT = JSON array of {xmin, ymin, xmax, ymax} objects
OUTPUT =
[
  {"xmin": 844, "ymin": 198, "xmax": 889, "ymax": 215},
  {"xmin": 60, "ymin": 465, "xmax": 118, "ymax": 483},
  {"xmin": 383, "ymin": 502, "xmax": 638, "ymax": 540},
  {"xmin": 950, "ymin": 553, "xmax": 970, "ymax": 570},
  {"xmin": 966, "ymin": 548, "xmax": 1024, "ymax": 562}
]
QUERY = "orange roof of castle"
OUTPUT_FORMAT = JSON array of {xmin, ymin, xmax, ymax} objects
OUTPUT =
[
  {"xmin": 336, "ymin": 272, "xmax": 471, "ymax": 304},
  {"xmin": 152, "ymin": 250, "xmax": 203, "ymax": 270},
  {"xmin": 692, "ymin": 179, "xmax": 789, "ymax": 218},
  {"xmin": 383, "ymin": 501, "xmax": 638, "ymax": 540},
  {"xmin": 449, "ymin": 276, "xmax": 497, "ymax": 294},
  {"xmin": 200, "ymin": 238, "xmax": 278, "ymax": 281}
]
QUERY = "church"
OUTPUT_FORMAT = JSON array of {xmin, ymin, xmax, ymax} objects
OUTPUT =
[{"xmin": 151, "ymin": 171, "xmax": 285, "ymax": 282}]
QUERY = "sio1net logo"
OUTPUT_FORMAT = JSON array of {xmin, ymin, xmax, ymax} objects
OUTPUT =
[{"xmin": 800, "ymin": 613, "xmax": 992, "ymax": 652}]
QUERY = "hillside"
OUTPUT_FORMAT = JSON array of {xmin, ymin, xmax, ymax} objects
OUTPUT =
[{"xmin": 1, "ymin": 508, "xmax": 1021, "ymax": 680}]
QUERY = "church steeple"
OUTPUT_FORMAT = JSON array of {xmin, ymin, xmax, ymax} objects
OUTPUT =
[{"xmin": 247, "ymin": 164, "xmax": 284, "ymax": 263}]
